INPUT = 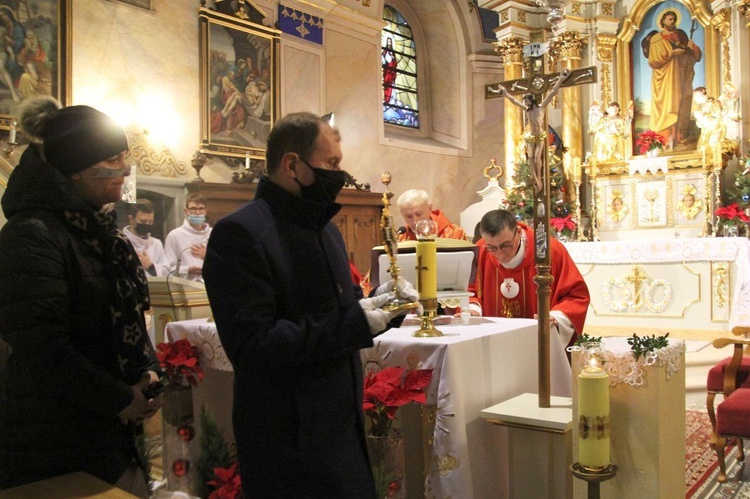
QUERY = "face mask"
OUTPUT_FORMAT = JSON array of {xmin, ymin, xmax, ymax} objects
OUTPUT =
[
  {"xmin": 133, "ymin": 223, "xmax": 152, "ymax": 237},
  {"xmin": 188, "ymin": 214, "xmax": 206, "ymax": 226},
  {"xmin": 296, "ymin": 159, "xmax": 348, "ymax": 205}
]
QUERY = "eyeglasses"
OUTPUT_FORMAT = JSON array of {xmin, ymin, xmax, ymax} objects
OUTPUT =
[
  {"xmin": 78, "ymin": 164, "xmax": 133, "ymax": 179},
  {"xmin": 485, "ymin": 228, "xmax": 519, "ymax": 255},
  {"xmin": 186, "ymin": 206, "xmax": 207, "ymax": 214}
]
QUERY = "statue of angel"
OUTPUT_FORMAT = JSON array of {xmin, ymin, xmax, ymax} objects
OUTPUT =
[
  {"xmin": 692, "ymin": 87, "xmax": 726, "ymax": 155},
  {"xmin": 588, "ymin": 100, "xmax": 634, "ymax": 163}
]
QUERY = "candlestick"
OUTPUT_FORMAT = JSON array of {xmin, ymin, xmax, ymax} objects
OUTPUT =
[
  {"xmin": 245, "ymin": 151, "xmax": 250, "ymax": 170},
  {"xmin": 578, "ymin": 364, "xmax": 610, "ymax": 470},
  {"xmin": 412, "ymin": 219, "xmax": 442, "ymax": 337},
  {"xmin": 9, "ymin": 119, "xmax": 16, "ymax": 144}
]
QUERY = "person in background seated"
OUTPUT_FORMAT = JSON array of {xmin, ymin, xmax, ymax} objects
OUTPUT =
[
  {"xmin": 0, "ymin": 97, "xmax": 161, "ymax": 496},
  {"xmin": 397, "ymin": 188, "xmax": 467, "ymax": 241},
  {"xmin": 124, "ymin": 199, "xmax": 170, "ymax": 277},
  {"xmin": 164, "ymin": 193, "xmax": 212, "ymax": 280},
  {"xmin": 203, "ymin": 112, "xmax": 418, "ymax": 498},
  {"xmin": 468, "ymin": 209, "xmax": 589, "ymax": 350}
]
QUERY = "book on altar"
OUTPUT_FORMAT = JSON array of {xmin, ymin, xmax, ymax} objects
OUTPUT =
[{"xmin": 370, "ymin": 238, "xmax": 479, "ymax": 291}]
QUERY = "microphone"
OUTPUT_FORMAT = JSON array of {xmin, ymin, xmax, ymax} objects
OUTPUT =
[
  {"xmin": 174, "ymin": 236, "xmax": 210, "ymax": 278},
  {"xmin": 397, "ymin": 226, "xmax": 407, "ymax": 235}
]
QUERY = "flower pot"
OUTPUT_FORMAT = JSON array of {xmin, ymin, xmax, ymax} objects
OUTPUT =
[
  {"xmin": 647, "ymin": 149, "xmax": 659, "ymax": 158},
  {"xmin": 723, "ymin": 224, "xmax": 739, "ymax": 237},
  {"xmin": 366, "ymin": 429, "xmax": 406, "ymax": 499},
  {"xmin": 163, "ymin": 384, "xmax": 194, "ymax": 427}
]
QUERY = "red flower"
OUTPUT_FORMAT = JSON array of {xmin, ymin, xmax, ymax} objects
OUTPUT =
[
  {"xmin": 715, "ymin": 203, "xmax": 750, "ymax": 226},
  {"xmin": 550, "ymin": 215, "xmax": 577, "ymax": 235},
  {"xmin": 207, "ymin": 461, "xmax": 242, "ymax": 499},
  {"xmin": 156, "ymin": 339, "xmax": 204, "ymax": 386},
  {"xmin": 635, "ymin": 130, "xmax": 667, "ymax": 155},
  {"xmin": 363, "ymin": 367, "xmax": 433, "ymax": 437}
]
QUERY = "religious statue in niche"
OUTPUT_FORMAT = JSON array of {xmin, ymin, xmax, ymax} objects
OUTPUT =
[
  {"xmin": 588, "ymin": 100, "xmax": 634, "ymax": 163},
  {"xmin": 607, "ymin": 189, "xmax": 629, "ymax": 223},
  {"xmin": 677, "ymin": 183, "xmax": 703, "ymax": 220}
]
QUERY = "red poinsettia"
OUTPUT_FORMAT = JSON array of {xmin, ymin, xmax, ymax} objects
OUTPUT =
[
  {"xmin": 156, "ymin": 339, "xmax": 204, "ymax": 387},
  {"xmin": 550, "ymin": 215, "xmax": 577, "ymax": 236},
  {"xmin": 715, "ymin": 203, "xmax": 750, "ymax": 227},
  {"xmin": 635, "ymin": 130, "xmax": 667, "ymax": 155},
  {"xmin": 207, "ymin": 461, "xmax": 242, "ymax": 499},
  {"xmin": 363, "ymin": 366, "xmax": 433, "ymax": 437}
]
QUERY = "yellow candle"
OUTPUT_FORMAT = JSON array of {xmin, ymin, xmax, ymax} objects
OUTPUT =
[
  {"xmin": 578, "ymin": 365, "xmax": 610, "ymax": 470},
  {"xmin": 416, "ymin": 239, "xmax": 437, "ymax": 300}
]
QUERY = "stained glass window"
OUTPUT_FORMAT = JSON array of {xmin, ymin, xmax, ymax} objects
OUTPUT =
[{"xmin": 382, "ymin": 5, "xmax": 419, "ymax": 129}]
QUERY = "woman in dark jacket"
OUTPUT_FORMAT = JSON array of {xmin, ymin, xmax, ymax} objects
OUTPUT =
[{"xmin": 0, "ymin": 98, "xmax": 162, "ymax": 495}]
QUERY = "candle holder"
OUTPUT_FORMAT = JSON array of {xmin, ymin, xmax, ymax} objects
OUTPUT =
[
  {"xmin": 412, "ymin": 219, "xmax": 443, "ymax": 338},
  {"xmin": 570, "ymin": 462, "xmax": 618, "ymax": 499},
  {"xmin": 379, "ymin": 171, "xmax": 420, "ymax": 314},
  {"xmin": 190, "ymin": 150, "xmax": 207, "ymax": 183}
]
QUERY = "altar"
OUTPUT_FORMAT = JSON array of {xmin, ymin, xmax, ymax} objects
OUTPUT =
[{"xmin": 565, "ymin": 237, "xmax": 750, "ymax": 335}]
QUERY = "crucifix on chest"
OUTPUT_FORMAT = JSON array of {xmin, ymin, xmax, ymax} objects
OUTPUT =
[{"xmin": 485, "ymin": 42, "xmax": 597, "ymax": 407}]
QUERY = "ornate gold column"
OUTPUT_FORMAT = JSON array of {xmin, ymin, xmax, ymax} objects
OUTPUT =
[
  {"xmin": 494, "ymin": 37, "xmax": 525, "ymax": 187},
  {"xmin": 711, "ymin": 9, "xmax": 732, "ymax": 83},
  {"xmin": 553, "ymin": 31, "xmax": 587, "ymax": 201},
  {"xmin": 595, "ymin": 34, "xmax": 617, "ymax": 107}
]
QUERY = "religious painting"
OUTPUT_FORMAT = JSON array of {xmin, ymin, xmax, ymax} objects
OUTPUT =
[
  {"xmin": 599, "ymin": 182, "xmax": 633, "ymax": 231},
  {"xmin": 674, "ymin": 174, "xmax": 706, "ymax": 226},
  {"xmin": 635, "ymin": 180, "xmax": 668, "ymax": 227},
  {"xmin": 199, "ymin": 8, "xmax": 280, "ymax": 161},
  {"xmin": 107, "ymin": 0, "xmax": 153, "ymax": 10},
  {"xmin": 628, "ymin": 0, "xmax": 707, "ymax": 155},
  {"xmin": 0, "ymin": 0, "xmax": 70, "ymax": 133}
]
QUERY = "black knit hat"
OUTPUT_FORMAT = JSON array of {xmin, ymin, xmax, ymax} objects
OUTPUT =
[{"xmin": 42, "ymin": 105, "xmax": 129, "ymax": 177}]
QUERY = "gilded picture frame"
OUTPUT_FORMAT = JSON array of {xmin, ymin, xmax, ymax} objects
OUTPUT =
[
  {"xmin": 616, "ymin": 0, "xmax": 719, "ymax": 158},
  {"xmin": 199, "ymin": 8, "xmax": 280, "ymax": 162},
  {"xmin": 0, "ymin": 0, "xmax": 71, "ymax": 132}
]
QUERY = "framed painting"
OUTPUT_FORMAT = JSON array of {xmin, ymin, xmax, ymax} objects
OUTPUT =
[
  {"xmin": 199, "ymin": 8, "xmax": 280, "ymax": 162},
  {"xmin": 0, "ymin": 0, "xmax": 71, "ymax": 132},
  {"xmin": 615, "ymin": 0, "xmax": 718, "ymax": 157}
]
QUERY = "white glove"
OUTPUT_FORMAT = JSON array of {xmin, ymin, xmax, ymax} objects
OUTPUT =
[
  {"xmin": 374, "ymin": 277, "xmax": 420, "ymax": 303},
  {"xmin": 359, "ymin": 292, "xmax": 400, "ymax": 335}
]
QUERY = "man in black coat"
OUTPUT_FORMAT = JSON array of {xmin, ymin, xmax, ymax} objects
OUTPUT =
[{"xmin": 203, "ymin": 112, "xmax": 417, "ymax": 498}]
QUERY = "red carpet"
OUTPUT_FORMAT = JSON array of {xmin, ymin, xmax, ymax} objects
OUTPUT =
[{"xmin": 685, "ymin": 409, "xmax": 747, "ymax": 498}]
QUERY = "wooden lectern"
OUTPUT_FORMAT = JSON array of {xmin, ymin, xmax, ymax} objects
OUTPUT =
[{"xmin": 147, "ymin": 276, "xmax": 212, "ymax": 344}]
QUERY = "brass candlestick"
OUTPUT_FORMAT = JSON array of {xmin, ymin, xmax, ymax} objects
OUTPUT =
[
  {"xmin": 412, "ymin": 219, "xmax": 443, "ymax": 338},
  {"xmin": 380, "ymin": 171, "xmax": 420, "ymax": 314},
  {"xmin": 571, "ymin": 463, "xmax": 618, "ymax": 499}
]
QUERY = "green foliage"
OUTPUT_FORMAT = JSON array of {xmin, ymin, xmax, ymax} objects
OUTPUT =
[
  {"xmin": 575, "ymin": 332, "xmax": 603, "ymax": 346},
  {"xmin": 502, "ymin": 157, "xmax": 576, "ymax": 224},
  {"xmin": 627, "ymin": 332, "xmax": 670, "ymax": 360},
  {"xmin": 734, "ymin": 160, "xmax": 750, "ymax": 209},
  {"xmin": 197, "ymin": 406, "xmax": 234, "ymax": 499}
]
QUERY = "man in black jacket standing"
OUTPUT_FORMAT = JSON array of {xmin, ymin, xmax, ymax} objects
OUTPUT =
[{"xmin": 204, "ymin": 112, "xmax": 417, "ymax": 498}]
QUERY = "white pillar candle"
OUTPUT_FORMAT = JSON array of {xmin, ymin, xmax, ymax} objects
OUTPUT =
[{"xmin": 578, "ymin": 365, "xmax": 610, "ymax": 470}]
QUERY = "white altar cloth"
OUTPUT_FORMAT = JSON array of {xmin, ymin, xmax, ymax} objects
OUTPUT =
[
  {"xmin": 363, "ymin": 317, "xmax": 571, "ymax": 499},
  {"xmin": 627, "ymin": 155, "xmax": 669, "ymax": 176},
  {"xmin": 565, "ymin": 237, "xmax": 750, "ymax": 330}
]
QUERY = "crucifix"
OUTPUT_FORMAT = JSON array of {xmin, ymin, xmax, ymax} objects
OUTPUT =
[{"xmin": 485, "ymin": 41, "xmax": 597, "ymax": 408}]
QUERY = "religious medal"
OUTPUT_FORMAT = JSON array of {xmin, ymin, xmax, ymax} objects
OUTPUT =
[{"xmin": 500, "ymin": 277, "xmax": 520, "ymax": 299}]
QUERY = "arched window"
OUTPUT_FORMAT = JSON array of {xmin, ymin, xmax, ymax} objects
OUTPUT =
[{"xmin": 382, "ymin": 5, "xmax": 419, "ymax": 129}]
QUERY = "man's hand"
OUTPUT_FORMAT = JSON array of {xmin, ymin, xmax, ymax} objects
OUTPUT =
[
  {"xmin": 533, "ymin": 313, "xmax": 558, "ymax": 327},
  {"xmin": 118, "ymin": 372, "xmax": 162, "ymax": 425},
  {"xmin": 359, "ymin": 293, "xmax": 404, "ymax": 335},
  {"xmin": 191, "ymin": 244, "xmax": 207, "ymax": 259},
  {"xmin": 138, "ymin": 252, "xmax": 152, "ymax": 270},
  {"xmin": 188, "ymin": 266, "xmax": 203, "ymax": 277}
]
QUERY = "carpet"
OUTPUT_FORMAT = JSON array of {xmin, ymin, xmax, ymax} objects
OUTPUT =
[{"xmin": 686, "ymin": 409, "xmax": 748, "ymax": 498}]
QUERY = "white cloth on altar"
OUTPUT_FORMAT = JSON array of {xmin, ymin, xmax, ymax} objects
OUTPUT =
[
  {"xmin": 165, "ymin": 318, "xmax": 231, "ymax": 371},
  {"xmin": 164, "ymin": 220, "xmax": 212, "ymax": 279},
  {"xmin": 628, "ymin": 156, "xmax": 669, "ymax": 175},
  {"xmin": 565, "ymin": 237, "xmax": 750, "ymax": 329}
]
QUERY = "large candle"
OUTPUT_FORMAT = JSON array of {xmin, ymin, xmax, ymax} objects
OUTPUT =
[
  {"xmin": 416, "ymin": 238, "xmax": 437, "ymax": 300},
  {"xmin": 578, "ymin": 365, "xmax": 610, "ymax": 470}
]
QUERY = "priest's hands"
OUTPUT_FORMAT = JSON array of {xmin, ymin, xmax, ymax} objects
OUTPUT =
[
  {"xmin": 533, "ymin": 313, "xmax": 559, "ymax": 327},
  {"xmin": 359, "ymin": 292, "xmax": 403, "ymax": 335},
  {"xmin": 118, "ymin": 371, "xmax": 163, "ymax": 425}
]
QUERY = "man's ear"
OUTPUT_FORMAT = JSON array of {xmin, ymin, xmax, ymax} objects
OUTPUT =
[{"xmin": 280, "ymin": 152, "xmax": 298, "ymax": 178}]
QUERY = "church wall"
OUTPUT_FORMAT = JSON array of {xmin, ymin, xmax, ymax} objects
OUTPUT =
[{"xmin": 35, "ymin": 0, "xmax": 505, "ymax": 235}]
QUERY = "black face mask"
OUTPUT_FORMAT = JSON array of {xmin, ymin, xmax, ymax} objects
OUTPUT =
[
  {"xmin": 133, "ymin": 223, "xmax": 152, "ymax": 237},
  {"xmin": 296, "ymin": 159, "xmax": 348, "ymax": 205}
]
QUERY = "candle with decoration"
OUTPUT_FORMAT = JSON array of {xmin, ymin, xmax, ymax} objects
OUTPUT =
[
  {"xmin": 577, "ymin": 342, "xmax": 610, "ymax": 470},
  {"xmin": 415, "ymin": 219, "xmax": 437, "ymax": 300}
]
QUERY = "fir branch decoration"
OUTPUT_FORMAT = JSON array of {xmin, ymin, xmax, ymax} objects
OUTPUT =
[
  {"xmin": 576, "ymin": 332, "xmax": 603, "ymax": 346},
  {"xmin": 627, "ymin": 332, "xmax": 670, "ymax": 360},
  {"xmin": 197, "ymin": 407, "xmax": 234, "ymax": 499}
]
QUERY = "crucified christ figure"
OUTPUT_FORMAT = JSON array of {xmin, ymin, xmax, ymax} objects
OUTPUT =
[{"xmin": 491, "ymin": 68, "xmax": 571, "ymax": 193}]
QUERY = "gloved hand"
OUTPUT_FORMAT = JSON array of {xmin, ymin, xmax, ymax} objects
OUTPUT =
[
  {"xmin": 359, "ymin": 292, "xmax": 400, "ymax": 335},
  {"xmin": 374, "ymin": 277, "xmax": 420, "ymax": 303}
]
